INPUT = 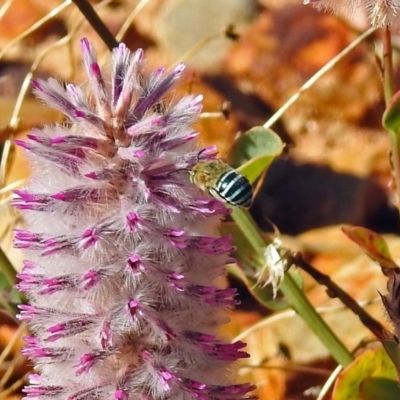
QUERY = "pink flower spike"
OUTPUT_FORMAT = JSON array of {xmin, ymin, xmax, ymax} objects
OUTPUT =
[
  {"xmin": 114, "ymin": 389, "xmax": 128, "ymax": 400},
  {"xmin": 13, "ymin": 39, "xmax": 255, "ymax": 400}
]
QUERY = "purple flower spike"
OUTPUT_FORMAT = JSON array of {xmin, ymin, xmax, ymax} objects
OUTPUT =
[{"xmin": 14, "ymin": 39, "xmax": 256, "ymax": 400}]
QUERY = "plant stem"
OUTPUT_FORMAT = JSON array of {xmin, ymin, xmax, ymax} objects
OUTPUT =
[
  {"xmin": 381, "ymin": 28, "xmax": 400, "ymax": 211},
  {"xmin": 382, "ymin": 28, "xmax": 394, "ymax": 105},
  {"xmin": 71, "ymin": 0, "xmax": 118, "ymax": 50},
  {"xmin": 389, "ymin": 128, "xmax": 400, "ymax": 210},
  {"xmin": 281, "ymin": 272, "xmax": 353, "ymax": 366},
  {"xmin": 263, "ymin": 27, "xmax": 376, "ymax": 129},
  {"xmin": 292, "ymin": 254, "xmax": 387, "ymax": 340},
  {"xmin": 231, "ymin": 207, "xmax": 354, "ymax": 366}
]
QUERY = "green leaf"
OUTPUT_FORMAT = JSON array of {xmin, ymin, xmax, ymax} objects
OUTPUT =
[
  {"xmin": 381, "ymin": 338, "xmax": 400, "ymax": 376},
  {"xmin": 0, "ymin": 247, "xmax": 22, "ymax": 315},
  {"xmin": 333, "ymin": 348, "xmax": 397, "ymax": 400},
  {"xmin": 360, "ymin": 378, "xmax": 400, "ymax": 400},
  {"xmin": 342, "ymin": 226, "xmax": 398, "ymax": 269},
  {"xmin": 383, "ymin": 91, "xmax": 400, "ymax": 133},
  {"xmin": 229, "ymin": 127, "xmax": 283, "ymax": 184}
]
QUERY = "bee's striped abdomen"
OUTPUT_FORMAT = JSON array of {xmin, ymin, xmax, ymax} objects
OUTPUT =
[{"xmin": 213, "ymin": 169, "xmax": 253, "ymax": 207}]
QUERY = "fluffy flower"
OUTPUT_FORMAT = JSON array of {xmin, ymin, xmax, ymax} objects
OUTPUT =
[
  {"xmin": 255, "ymin": 239, "xmax": 287, "ymax": 298},
  {"xmin": 304, "ymin": 0, "xmax": 400, "ymax": 30},
  {"xmin": 14, "ymin": 39, "xmax": 256, "ymax": 400}
]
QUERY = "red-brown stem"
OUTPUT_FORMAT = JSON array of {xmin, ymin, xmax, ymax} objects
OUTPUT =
[{"xmin": 291, "ymin": 253, "xmax": 388, "ymax": 341}]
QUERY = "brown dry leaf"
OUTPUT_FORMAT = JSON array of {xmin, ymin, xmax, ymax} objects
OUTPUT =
[
  {"xmin": 298, "ymin": 226, "xmax": 372, "ymax": 276},
  {"xmin": 227, "ymin": 311, "xmax": 287, "ymax": 400},
  {"xmin": 298, "ymin": 226, "xmax": 395, "ymax": 307},
  {"xmin": 229, "ymin": 303, "xmax": 386, "ymax": 399}
]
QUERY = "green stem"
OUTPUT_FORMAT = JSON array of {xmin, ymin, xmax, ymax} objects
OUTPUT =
[
  {"xmin": 0, "ymin": 292, "xmax": 16, "ymax": 315},
  {"xmin": 231, "ymin": 207, "xmax": 354, "ymax": 366},
  {"xmin": 280, "ymin": 275, "xmax": 353, "ymax": 366},
  {"xmin": 381, "ymin": 28, "xmax": 400, "ymax": 212},
  {"xmin": 389, "ymin": 129, "xmax": 400, "ymax": 211}
]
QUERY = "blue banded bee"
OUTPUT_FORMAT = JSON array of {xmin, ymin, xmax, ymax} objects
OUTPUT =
[{"xmin": 189, "ymin": 159, "xmax": 253, "ymax": 208}]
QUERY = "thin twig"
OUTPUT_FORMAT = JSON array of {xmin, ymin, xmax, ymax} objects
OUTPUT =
[
  {"xmin": 116, "ymin": 0, "xmax": 151, "ymax": 42},
  {"xmin": 0, "ymin": 323, "xmax": 26, "ymax": 366},
  {"xmin": 0, "ymin": 34, "xmax": 68, "ymax": 184},
  {"xmin": 316, "ymin": 364, "xmax": 343, "ymax": 400},
  {"xmin": 71, "ymin": 0, "xmax": 118, "ymax": 50},
  {"xmin": 0, "ymin": 353, "xmax": 25, "ymax": 389},
  {"xmin": 263, "ymin": 27, "xmax": 376, "ymax": 129},
  {"xmin": 0, "ymin": 0, "xmax": 13, "ymax": 22},
  {"xmin": 0, "ymin": 0, "xmax": 72, "ymax": 61},
  {"xmin": 0, "ymin": 374, "xmax": 28, "ymax": 400},
  {"xmin": 172, "ymin": 33, "xmax": 222, "ymax": 66},
  {"xmin": 0, "ymin": 180, "xmax": 25, "ymax": 196},
  {"xmin": 244, "ymin": 363, "xmax": 332, "ymax": 376},
  {"xmin": 234, "ymin": 297, "xmax": 380, "ymax": 342}
]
